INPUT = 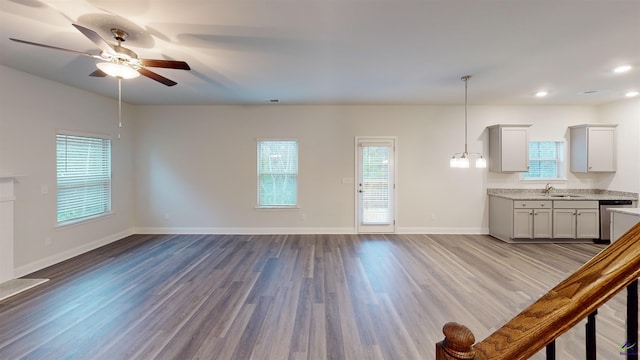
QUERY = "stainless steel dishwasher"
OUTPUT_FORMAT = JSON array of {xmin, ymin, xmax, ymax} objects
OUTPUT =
[{"xmin": 599, "ymin": 199, "xmax": 634, "ymax": 242}]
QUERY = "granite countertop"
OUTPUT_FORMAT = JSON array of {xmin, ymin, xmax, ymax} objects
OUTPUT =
[
  {"xmin": 608, "ymin": 208, "xmax": 640, "ymax": 216},
  {"xmin": 487, "ymin": 188, "xmax": 638, "ymax": 201}
]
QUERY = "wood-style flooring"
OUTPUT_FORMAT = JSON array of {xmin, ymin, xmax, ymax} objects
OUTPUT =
[{"xmin": 0, "ymin": 234, "xmax": 633, "ymax": 359}]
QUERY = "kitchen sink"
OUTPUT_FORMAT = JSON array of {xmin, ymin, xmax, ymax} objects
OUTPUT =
[{"xmin": 548, "ymin": 194, "xmax": 583, "ymax": 198}]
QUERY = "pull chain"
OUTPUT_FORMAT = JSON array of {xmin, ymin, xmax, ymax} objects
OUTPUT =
[{"xmin": 118, "ymin": 77, "xmax": 122, "ymax": 139}]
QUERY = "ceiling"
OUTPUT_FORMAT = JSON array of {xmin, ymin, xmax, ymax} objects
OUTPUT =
[{"xmin": 1, "ymin": 0, "xmax": 639, "ymax": 106}]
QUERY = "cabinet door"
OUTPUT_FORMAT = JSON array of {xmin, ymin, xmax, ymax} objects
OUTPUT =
[
  {"xmin": 513, "ymin": 209, "xmax": 533, "ymax": 238},
  {"xmin": 553, "ymin": 209, "xmax": 576, "ymax": 238},
  {"xmin": 533, "ymin": 209, "xmax": 552, "ymax": 238},
  {"xmin": 501, "ymin": 127, "xmax": 529, "ymax": 172},
  {"xmin": 576, "ymin": 209, "xmax": 600, "ymax": 239},
  {"xmin": 587, "ymin": 127, "xmax": 616, "ymax": 172}
]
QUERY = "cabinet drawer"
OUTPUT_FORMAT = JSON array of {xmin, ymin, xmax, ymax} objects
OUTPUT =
[
  {"xmin": 513, "ymin": 201, "xmax": 552, "ymax": 208},
  {"xmin": 553, "ymin": 200, "xmax": 599, "ymax": 209}
]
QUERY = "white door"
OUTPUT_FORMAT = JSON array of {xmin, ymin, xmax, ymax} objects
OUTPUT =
[{"xmin": 356, "ymin": 137, "xmax": 396, "ymax": 233}]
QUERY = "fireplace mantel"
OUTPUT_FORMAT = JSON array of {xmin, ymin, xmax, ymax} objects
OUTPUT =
[{"xmin": 0, "ymin": 177, "xmax": 16, "ymax": 284}]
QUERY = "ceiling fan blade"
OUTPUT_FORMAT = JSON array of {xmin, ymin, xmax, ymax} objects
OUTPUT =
[
  {"xmin": 138, "ymin": 68, "xmax": 177, "ymax": 86},
  {"xmin": 140, "ymin": 59, "xmax": 191, "ymax": 70},
  {"xmin": 89, "ymin": 69, "xmax": 107, "ymax": 77},
  {"xmin": 9, "ymin": 38, "xmax": 100, "ymax": 58},
  {"xmin": 72, "ymin": 24, "xmax": 115, "ymax": 56}
]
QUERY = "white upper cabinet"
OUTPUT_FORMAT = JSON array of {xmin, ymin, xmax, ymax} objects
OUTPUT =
[
  {"xmin": 569, "ymin": 124, "xmax": 617, "ymax": 173},
  {"xmin": 488, "ymin": 124, "xmax": 531, "ymax": 173}
]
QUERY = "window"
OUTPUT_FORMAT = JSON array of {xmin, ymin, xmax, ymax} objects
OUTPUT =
[
  {"xmin": 57, "ymin": 132, "xmax": 112, "ymax": 225},
  {"xmin": 522, "ymin": 141, "xmax": 565, "ymax": 180},
  {"xmin": 257, "ymin": 140, "xmax": 298, "ymax": 208}
]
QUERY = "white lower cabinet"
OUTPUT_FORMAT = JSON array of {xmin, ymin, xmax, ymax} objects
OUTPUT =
[
  {"xmin": 514, "ymin": 208, "xmax": 552, "ymax": 238},
  {"xmin": 510, "ymin": 200, "xmax": 552, "ymax": 239},
  {"xmin": 552, "ymin": 201, "xmax": 599, "ymax": 239},
  {"xmin": 489, "ymin": 196, "xmax": 600, "ymax": 242}
]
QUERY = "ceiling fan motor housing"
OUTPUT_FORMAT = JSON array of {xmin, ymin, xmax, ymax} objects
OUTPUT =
[{"xmin": 111, "ymin": 28, "xmax": 129, "ymax": 42}]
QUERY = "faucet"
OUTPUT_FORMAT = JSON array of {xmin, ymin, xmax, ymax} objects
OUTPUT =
[{"xmin": 544, "ymin": 183, "xmax": 554, "ymax": 195}]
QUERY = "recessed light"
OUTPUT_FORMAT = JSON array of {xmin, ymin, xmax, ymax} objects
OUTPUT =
[
  {"xmin": 626, "ymin": 91, "xmax": 639, "ymax": 98},
  {"xmin": 613, "ymin": 65, "xmax": 632, "ymax": 73},
  {"xmin": 535, "ymin": 91, "xmax": 548, "ymax": 97}
]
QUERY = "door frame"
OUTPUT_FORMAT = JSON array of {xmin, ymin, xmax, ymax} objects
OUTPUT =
[{"xmin": 354, "ymin": 136, "xmax": 398, "ymax": 233}]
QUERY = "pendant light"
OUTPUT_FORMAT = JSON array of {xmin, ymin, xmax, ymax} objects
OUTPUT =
[{"xmin": 450, "ymin": 75, "xmax": 486, "ymax": 168}]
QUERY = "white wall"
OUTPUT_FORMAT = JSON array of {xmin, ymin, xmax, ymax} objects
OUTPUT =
[
  {"xmin": 0, "ymin": 66, "xmax": 135, "ymax": 275},
  {"xmin": 596, "ymin": 98, "xmax": 640, "ymax": 193},
  {"xmin": 2, "ymin": 64, "xmax": 638, "ymax": 275},
  {"xmin": 133, "ymin": 103, "xmax": 632, "ymax": 234}
]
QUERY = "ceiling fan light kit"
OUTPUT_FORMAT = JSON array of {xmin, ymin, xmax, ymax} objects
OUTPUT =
[
  {"xmin": 96, "ymin": 61, "xmax": 140, "ymax": 79},
  {"xmin": 450, "ymin": 75, "xmax": 487, "ymax": 169},
  {"xmin": 9, "ymin": 24, "xmax": 190, "ymax": 86},
  {"xmin": 9, "ymin": 22, "xmax": 193, "ymax": 140}
]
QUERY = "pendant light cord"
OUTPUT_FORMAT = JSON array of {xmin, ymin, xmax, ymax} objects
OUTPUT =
[{"xmin": 462, "ymin": 75, "xmax": 470, "ymax": 154}]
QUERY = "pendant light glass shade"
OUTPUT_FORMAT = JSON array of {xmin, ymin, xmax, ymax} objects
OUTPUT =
[
  {"xmin": 458, "ymin": 156, "xmax": 470, "ymax": 168},
  {"xmin": 449, "ymin": 75, "xmax": 486, "ymax": 169}
]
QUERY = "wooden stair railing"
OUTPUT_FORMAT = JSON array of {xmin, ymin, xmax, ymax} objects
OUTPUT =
[{"xmin": 436, "ymin": 221, "xmax": 640, "ymax": 360}]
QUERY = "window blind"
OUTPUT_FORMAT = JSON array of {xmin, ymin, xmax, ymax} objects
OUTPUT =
[
  {"xmin": 257, "ymin": 140, "xmax": 298, "ymax": 207},
  {"xmin": 56, "ymin": 133, "xmax": 112, "ymax": 224},
  {"xmin": 523, "ymin": 141, "xmax": 564, "ymax": 179},
  {"xmin": 360, "ymin": 145, "xmax": 391, "ymax": 224}
]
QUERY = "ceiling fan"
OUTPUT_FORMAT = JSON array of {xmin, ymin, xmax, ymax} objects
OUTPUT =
[{"xmin": 10, "ymin": 24, "xmax": 190, "ymax": 86}]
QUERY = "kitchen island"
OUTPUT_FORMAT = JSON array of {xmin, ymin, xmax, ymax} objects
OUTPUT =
[
  {"xmin": 609, "ymin": 207, "xmax": 640, "ymax": 243},
  {"xmin": 488, "ymin": 189, "xmax": 637, "ymax": 243}
]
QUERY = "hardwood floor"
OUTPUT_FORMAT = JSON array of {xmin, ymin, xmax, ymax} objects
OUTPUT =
[{"xmin": 0, "ymin": 234, "xmax": 632, "ymax": 359}]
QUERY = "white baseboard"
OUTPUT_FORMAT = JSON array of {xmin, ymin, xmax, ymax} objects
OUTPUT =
[
  {"xmin": 397, "ymin": 227, "xmax": 489, "ymax": 234},
  {"xmin": 135, "ymin": 226, "xmax": 490, "ymax": 235},
  {"xmin": 134, "ymin": 227, "xmax": 357, "ymax": 235},
  {"xmin": 14, "ymin": 228, "xmax": 135, "ymax": 278}
]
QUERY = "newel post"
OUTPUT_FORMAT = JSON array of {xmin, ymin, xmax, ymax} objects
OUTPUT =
[{"xmin": 436, "ymin": 322, "xmax": 477, "ymax": 360}]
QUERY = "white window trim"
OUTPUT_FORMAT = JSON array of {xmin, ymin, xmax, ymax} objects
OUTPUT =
[
  {"xmin": 256, "ymin": 138, "xmax": 299, "ymax": 209},
  {"xmin": 56, "ymin": 130, "xmax": 112, "ymax": 226},
  {"xmin": 520, "ymin": 139, "xmax": 567, "ymax": 182}
]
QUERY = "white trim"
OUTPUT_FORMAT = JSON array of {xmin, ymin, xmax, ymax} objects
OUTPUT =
[
  {"xmin": 134, "ymin": 227, "xmax": 356, "ymax": 235},
  {"xmin": 56, "ymin": 212, "xmax": 115, "ymax": 229},
  {"xmin": 13, "ymin": 228, "xmax": 135, "ymax": 278},
  {"xmin": 57, "ymin": 128, "xmax": 112, "ymax": 140},
  {"xmin": 254, "ymin": 206, "xmax": 301, "ymax": 210},
  {"xmin": 354, "ymin": 136, "xmax": 398, "ymax": 234},
  {"xmin": 521, "ymin": 140, "xmax": 567, "ymax": 181},
  {"xmin": 134, "ymin": 226, "xmax": 488, "ymax": 235},
  {"xmin": 397, "ymin": 227, "xmax": 489, "ymax": 235}
]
